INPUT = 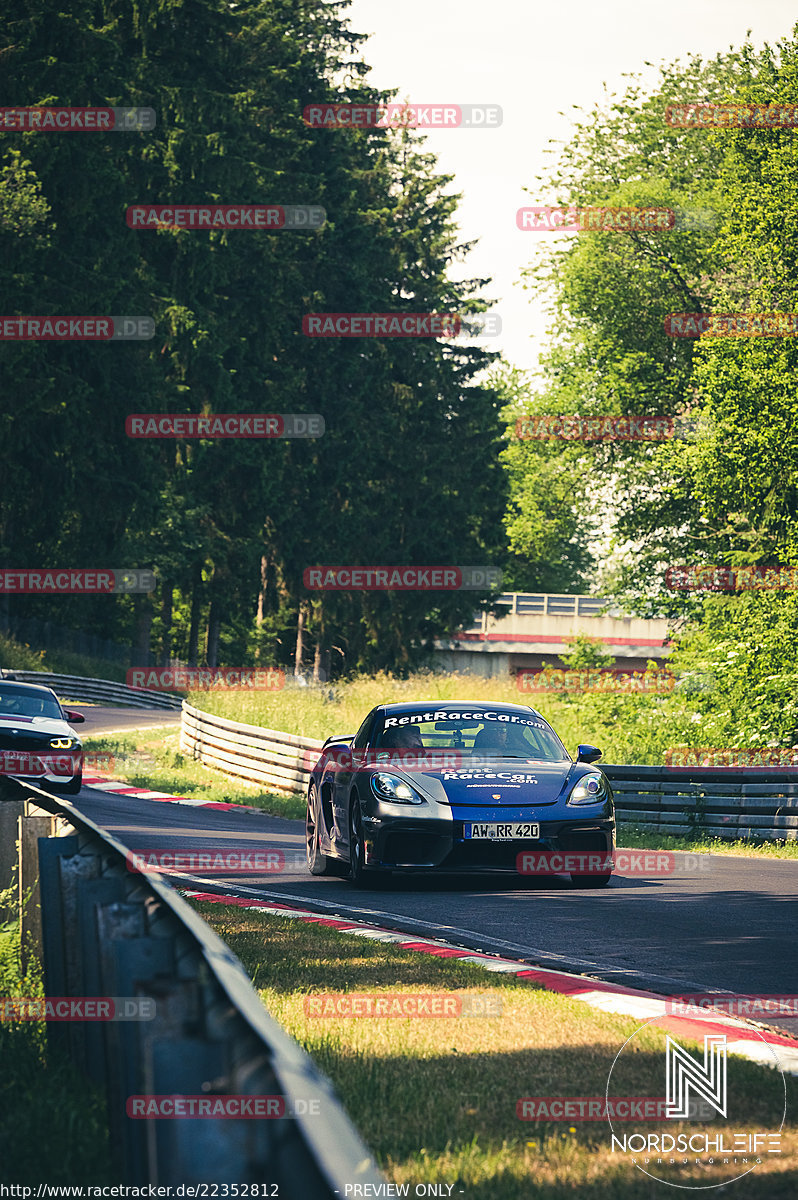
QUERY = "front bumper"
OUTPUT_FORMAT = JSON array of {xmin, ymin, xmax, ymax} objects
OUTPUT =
[
  {"xmin": 0, "ymin": 750, "xmax": 82, "ymax": 788},
  {"xmin": 361, "ymin": 809, "xmax": 615, "ymax": 872}
]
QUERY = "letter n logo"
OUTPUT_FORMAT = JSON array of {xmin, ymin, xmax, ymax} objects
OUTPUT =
[{"xmin": 666, "ymin": 1035, "xmax": 727, "ymax": 1118}]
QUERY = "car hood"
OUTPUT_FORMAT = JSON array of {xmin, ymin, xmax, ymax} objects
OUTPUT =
[
  {"xmin": 0, "ymin": 714, "xmax": 75, "ymax": 738},
  {"xmin": 386, "ymin": 757, "xmax": 579, "ymax": 806}
]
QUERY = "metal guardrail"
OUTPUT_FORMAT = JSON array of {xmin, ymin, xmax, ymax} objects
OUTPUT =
[
  {"xmin": 0, "ymin": 777, "xmax": 384, "ymax": 1190},
  {"xmin": 5, "ymin": 669, "xmax": 183, "ymax": 710},
  {"xmin": 180, "ymin": 702, "xmax": 324, "ymax": 795},
  {"xmin": 180, "ymin": 704, "xmax": 798, "ymax": 841},
  {"xmin": 602, "ymin": 765, "xmax": 798, "ymax": 842}
]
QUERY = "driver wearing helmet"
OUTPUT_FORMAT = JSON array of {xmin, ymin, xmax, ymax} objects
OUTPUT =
[{"xmin": 379, "ymin": 723, "xmax": 424, "ymax": 750}]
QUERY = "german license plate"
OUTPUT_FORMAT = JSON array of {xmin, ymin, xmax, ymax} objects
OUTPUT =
[{"xmin": 465, "ymin": 822, "xmax": 540, "ymax": 841}]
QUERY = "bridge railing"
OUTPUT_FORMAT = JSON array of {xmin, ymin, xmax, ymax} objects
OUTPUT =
[{"xmin": 459, "ymin": 592, "xmax": 616, "ymax": 636}]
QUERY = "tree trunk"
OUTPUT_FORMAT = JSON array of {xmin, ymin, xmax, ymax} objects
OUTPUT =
[
  {"xmin": 254, "ymin": 555, "xmax": 269, "ymax": 662},
  {"xmin": 206, "ymin": 597, "xmax": 222, "ymax": 668},
  {"xmin": 159, "ymin": 585, "xmax": 173, "ymax": 666},
  {"xmin": 294, "ymin": 602, "xmax": 306, "ymax": 676},
  {"xmin": 312, "ymin": 601, "xmax": 327, "ymax": 682},
  {"xmin": 133, "ymin": 594, "xmax": 153, "ymax": 668},
  {"xmin": 255, "ymin": 555, "xmax": 269, "ymax": 626},
  {"xmin": 188, "ymin": 576, "xmax": 202, "ymax": 667}
]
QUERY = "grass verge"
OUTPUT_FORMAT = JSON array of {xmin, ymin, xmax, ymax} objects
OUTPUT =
[
  {"xmin": 620, "ymin": 825, "xmax": 798, "ymax": 860},
  {"xmin": 182, "ymin": 668, "xmax": 744, "ymax": 766},
  {"xmin": 0, "ymin": 628, "xmax": 128, "ymax": 683},
  {"xmin": 194, "ymin": 900, "xmax": 798, "ymax": 1198},
  {"xmin": 0, "ymin": 879, "xmax": 114, "ymax": 1183}
]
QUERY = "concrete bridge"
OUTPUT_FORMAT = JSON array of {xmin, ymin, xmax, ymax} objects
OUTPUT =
[{"xmin": 434, "ymin": 592, "xmax": 671, "ymax": 678}]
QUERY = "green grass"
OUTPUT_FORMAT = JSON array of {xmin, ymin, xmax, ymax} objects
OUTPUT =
[
  {"xmin": 0, "ymin": 881, "xmax": 115, "ymax": 1183},
  {"xmin": 0, "ymin": 629, "xmax": 128, "ymax": 684},
  {"xmin": 195, "ymin": 901, "xmax": 798, "ymax": 1198},
  {"xmin": 619, "ymin": 825, "xmax": 798, "ymax": 859},
  {"xmin": 184, "ymin": 668, "xmax": 743, "ymax": 767}
]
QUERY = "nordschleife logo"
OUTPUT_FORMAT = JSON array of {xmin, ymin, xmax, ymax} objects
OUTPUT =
[{"xmin": 606, "ymin": 1017, "xmax": 787, "ymax": 1189}]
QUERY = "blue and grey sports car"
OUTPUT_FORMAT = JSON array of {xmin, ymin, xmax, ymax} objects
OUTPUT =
[{"xmin": 305, "ymin": 701, "xmax": 615, "ymax": 887}]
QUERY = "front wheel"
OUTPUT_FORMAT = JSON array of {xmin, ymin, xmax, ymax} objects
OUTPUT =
[
  {"xmin": 348, "ymin": 795, "xmax": 369, "ymax": 887},
  {"xmin": 306, "ymin": 783, "xmax": 333, "ymax": 875}
]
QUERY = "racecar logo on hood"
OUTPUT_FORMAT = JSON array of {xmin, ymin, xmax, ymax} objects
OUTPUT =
[{"xmin": 442, "ymin": 770, "xmax": 539, "ymax": 783}]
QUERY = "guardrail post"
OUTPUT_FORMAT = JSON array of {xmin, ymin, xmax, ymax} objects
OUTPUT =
[
  {"xmin": 19, "ymin": 805, "xmax": 57, "ymax": 975},
  {"xmin": 38, "ymin": 832, "xmax": 80, "ymax": 1057},
  {"xmin": 77, "ymin": 877, "xmax": 127, "ymax": 1086},
  {"xmin": 111, "ymin": 934, "xmax": 177, "ymax": 1180},
  {"xmin": 148, "ymin": 1038, "xmax": 230, "ymax": 1184},
  {"xmin": 94, "ymin": 899, "xmax": 148, "ymax": 1167}
]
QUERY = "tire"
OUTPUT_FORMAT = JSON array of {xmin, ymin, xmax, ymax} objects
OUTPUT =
[
  {"xmin": 570, "ymin": 871, "xmax": 612, "ymax": 888},
  {"xmin": 348, "ymin": 794, "xmax": 369, "ymax": 887},
  {"xmin": 306, "ymin": 782, "xmax": 333, "ymax": 875}
]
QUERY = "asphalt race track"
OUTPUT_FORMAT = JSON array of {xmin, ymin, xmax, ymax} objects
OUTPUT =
[
  {"xmin": 62, "ymin": 728, "xmax": 798, "ymax": 1042},
  {"xmin": 62, "ymin": 707, "xmax": 798, "ymax": 1040},
  {"xmin": 68, "ymin": 703, "xmax": 182, "ymax": 736}
]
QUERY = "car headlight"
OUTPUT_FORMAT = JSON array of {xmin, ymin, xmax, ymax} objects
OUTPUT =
[
  {"xmin": 370, "ymin": 773, "xmax": 424, "ymax": 804},
  {"xmin": 567, "ymin": 773, "xmax": 607, "ymax": 805},
  {"xmin": 49, "ymin": 738, "xmax": 76, "ymax": 749}
]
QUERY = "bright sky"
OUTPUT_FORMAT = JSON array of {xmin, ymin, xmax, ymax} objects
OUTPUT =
[{"xmin": 345, "ymin": 0, "xmax": 795, "ymax": 376}]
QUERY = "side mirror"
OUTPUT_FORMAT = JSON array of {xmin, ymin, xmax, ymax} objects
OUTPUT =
[
  {"xmin": 327, "ymin": 741, "xmax": 353, "ymax": 769},
  {"xmin": 576, "ymin": 744, "xmax": 602, "ymax": 764},
  {"xmin": 64, "ymin": 709, "xmax": 86, "ymax": 724}
]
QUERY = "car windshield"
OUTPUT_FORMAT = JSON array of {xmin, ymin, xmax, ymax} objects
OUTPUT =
[
  {"xmin": 373, "ymin": 707, "xmax": 569, "ymax": 762},
  {"xmin": 0, "ymin": 685, "xmax": 63, "ymax": 720}
]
